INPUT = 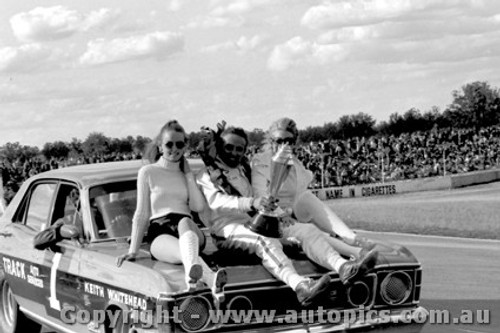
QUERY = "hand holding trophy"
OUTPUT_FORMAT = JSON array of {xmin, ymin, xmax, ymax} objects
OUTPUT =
[{"xmin": 245, "ymin": 144, "xmax": 293, "ymax": 238}]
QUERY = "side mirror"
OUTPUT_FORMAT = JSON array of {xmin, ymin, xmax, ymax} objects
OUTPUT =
[{"xmin": 60, "ymin": 224, "xmax": 80, "ymax": 239}]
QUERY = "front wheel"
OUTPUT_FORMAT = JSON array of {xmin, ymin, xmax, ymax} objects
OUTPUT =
[
  {"xmin": 0, "ymin": 268, "xmax": 42, "ymax": 333},
  {"xmin": 105, "ymin": 307, "xmax": 131, "ymax": 333}
]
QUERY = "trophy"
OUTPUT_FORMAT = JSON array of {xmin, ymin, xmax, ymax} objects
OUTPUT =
[{"xmin": 245, "ymin": 145, "xmax": 293, "ymax": 238}]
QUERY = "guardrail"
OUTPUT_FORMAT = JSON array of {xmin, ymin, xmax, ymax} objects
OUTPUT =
[{"xmin": 311, "ymin": 168, "xmax": 500, "ymax": 200}]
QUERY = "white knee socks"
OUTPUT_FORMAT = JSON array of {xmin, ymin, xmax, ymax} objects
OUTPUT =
[{"xmin": 179, "ymin": 230, "xmax": 199, "ymax": 283}]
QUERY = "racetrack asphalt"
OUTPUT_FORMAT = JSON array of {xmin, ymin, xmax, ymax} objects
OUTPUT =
[{"xmin": 358, "ymin": 231, "xmax": 500, "ymax": 333}]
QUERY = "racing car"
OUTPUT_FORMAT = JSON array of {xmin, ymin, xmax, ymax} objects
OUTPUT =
[{"xmin": 0, "ymin": 160, "xmax": 426, "ymax": 333}]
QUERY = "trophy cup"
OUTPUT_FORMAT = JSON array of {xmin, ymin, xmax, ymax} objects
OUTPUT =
[{"xmin": 245, "ymin": 145, "xmax": 293, "ymax": 238}]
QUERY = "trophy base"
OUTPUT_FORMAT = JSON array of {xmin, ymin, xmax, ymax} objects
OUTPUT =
[{"xmin": 245, "ymin": 213, "xmax": 282, "ymax": 238}]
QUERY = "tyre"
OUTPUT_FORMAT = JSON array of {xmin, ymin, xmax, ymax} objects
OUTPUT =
[
  {"xmin": 0, "ymin": 267, "xmax": 42, "ymax": 333},
  {"xmin": 104, "ymin": 306, "xmax": 130, "ymax": 333}
]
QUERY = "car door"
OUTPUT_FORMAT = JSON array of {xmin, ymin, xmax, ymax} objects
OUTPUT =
[
  {"xmin": 1, "ymin": 180, "xmax": 58, "ymax": 316},
  {"xmin": 1, "ymin": 180, "xmax": 87, "ymax": 331}
]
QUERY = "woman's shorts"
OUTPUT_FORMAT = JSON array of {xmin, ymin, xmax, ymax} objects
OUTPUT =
[{"xmin": 146, "ymin": 213, "xmax": 206, "ymax": 259}]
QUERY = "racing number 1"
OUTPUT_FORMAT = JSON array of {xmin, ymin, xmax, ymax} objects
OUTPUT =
[{"xmin": 49, "ymin": 252, "xmax": 62, "ymax": 311}]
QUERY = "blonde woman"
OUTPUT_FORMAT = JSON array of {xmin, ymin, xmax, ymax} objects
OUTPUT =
[{"xmin": 252, "ymin": 118, "xmax": 376, "ymax": 260}]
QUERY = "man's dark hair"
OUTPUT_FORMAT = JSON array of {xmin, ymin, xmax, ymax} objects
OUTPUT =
[{"xmin": 217, "ymin": 126, "xmax": 249, "ymax": 152}]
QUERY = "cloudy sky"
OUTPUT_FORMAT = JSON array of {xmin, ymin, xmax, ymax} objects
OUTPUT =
[{"xmin": 1, "ymin": 0, "xmax": 500, "ymax": 148}]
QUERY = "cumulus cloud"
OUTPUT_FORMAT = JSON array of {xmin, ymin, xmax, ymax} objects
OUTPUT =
[
  {"xmin": 210, "ymin": 0, "xmax": 271, "ymax": 16},
  {"xmin": 185, "ymin": 15, "xmax": 244, "ymax": 29},
  {"xmin": 381, "ymin": 34, "xmax": 500, "ymax": 64},
  {"xmin": 0, "ymin": 44, "xmax": 58, "ymax": 73},
  {"xmin": 10, "ymin": 6, "xmax": 81, "ymax": 42},
  {"xmin": 168, "ymin": 0, "xmax": 183, "ymax": 12},
  {"xmin": 300, "ymin": 0, "xmax": 500, "ymax": 66},
  {"xmin": 267, "ymin": 36, "xmax": 348, "ymax": 71},
  {"xmin": 79, "ymin": 31, "xmax": 184, "ymax": 66},
  {"xmin": 316, "ymin": 12, "xmax": 500, "ymax": 44},
  {"xmin": 300, "ymin": 0, "xmax": 483, "ymax": 30},
  {"xmin": 201, "ymin": 35, "xmax": 265, "ymax": 53},
  {"xmin": 186, "ymin": 0, "xmax": 275, "ymax": 29},
  {"xmin": 200, "ymin": 41, "xmax": 234, "ymax": 53},
  {"xmin": 237, "ymin": 35, "xmax": 265, "ymax": 51},
  {"xmin": 10, "ymin": 6, "xmax": 122, "ymax": 42},
  {"xmin": 82, "ymin": 8, "xmax": 122, "ymax": 31},
  {"xmin": 318, "ymin": 25, "xmax": 379, "ymax": 44},
  {"xmin": 322, "ymin": 30, "xmax": 500, "ymax": 66}
]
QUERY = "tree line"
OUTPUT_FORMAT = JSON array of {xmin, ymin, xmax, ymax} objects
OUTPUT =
[
  {"xmin": 1, "ymin": 81, "xmax": 499, "ymax": 164},
  {"xmin": 298, "ymin": 81, "xmax": 500, "ymax": 142}
]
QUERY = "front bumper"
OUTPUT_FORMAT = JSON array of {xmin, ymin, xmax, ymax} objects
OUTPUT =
[{"xmin": 214, "ymin": 306, "xmax": 429, "ymax": 333}]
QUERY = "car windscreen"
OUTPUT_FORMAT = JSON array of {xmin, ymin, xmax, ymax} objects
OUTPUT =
[{"xmin": 89, "ymin": 180, "xmax": 136, "ymax": 240}]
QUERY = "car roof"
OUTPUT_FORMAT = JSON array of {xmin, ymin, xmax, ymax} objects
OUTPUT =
[{"xmin": 30, "ymin": 158, "xmax": 205, "ymax": 188}]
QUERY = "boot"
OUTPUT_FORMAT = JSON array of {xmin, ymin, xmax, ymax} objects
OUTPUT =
[
  {"xmin": 186, "ymin": 264, "xmax": 203, "ymax": 291},
  {"xmin": 338, "ymin": 249, "xmax": 378, "ymax": 286},
  {"xmin": 199, "ymin": 259, "xmax": 228, "ymax": 303},
  {"xmin": 211, "ymin": 268, "xmax": 228, "ymax": 303},
  {"xmin": 295, "ymin": 274, "xmax": 331, "ymax": 307}
]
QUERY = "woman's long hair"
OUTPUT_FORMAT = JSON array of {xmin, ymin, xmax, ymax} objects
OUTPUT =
[{"xmin": 143, "ymin": 120, "xmax": 187, "ymax": 164}]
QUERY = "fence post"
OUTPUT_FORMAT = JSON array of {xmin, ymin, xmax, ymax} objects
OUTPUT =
[
  {"xmin": 381, "ymin": 154, "xmax": 385, "ymax": 183},
  {"xmin": 321, "ymin": 153, "xmax": 325, "ymax": 188},
  {"xmin": 443, "ymin": 148, "xmax": 446, "ymax": 176}
]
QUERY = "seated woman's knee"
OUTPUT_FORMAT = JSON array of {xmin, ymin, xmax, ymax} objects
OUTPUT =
[
  {"xmin": 290, "ymin": 223, "xmax": 323, "ymax": 241},
  {"xmin": 178, "ymin": 217, "xmax": 195, "ymax": 233},
  {"xmin": 178, "ymin": 217, "xmax": 205, "ymax": 247}
]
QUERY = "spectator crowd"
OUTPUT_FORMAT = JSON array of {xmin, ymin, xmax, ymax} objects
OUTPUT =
[
  {"xmin": 1, "ymin": 152, "xmax": 142, "ymax": 206},
  {"xmin": 296, "ymin": 126, "xmax": 500, "ymax": 188},
  {"xmin": 2, "ymin": 125, "xmax": 500, "ymax": 206}
]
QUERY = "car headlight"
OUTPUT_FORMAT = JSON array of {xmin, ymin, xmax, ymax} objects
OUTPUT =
[
  {"xmin": 226, "ymin": 296, "xmax": 253, "ymax": 322},
  {"xmin": 380, "ymin": 271, "xmax": 412, "ymax": 305},
  {"xmin": 178, "ymin": 296, "xmax": 211, "ymax": 332},
  {"xmin": 347, "ymin": 280, "xmax": 371, "ymax": 307}
]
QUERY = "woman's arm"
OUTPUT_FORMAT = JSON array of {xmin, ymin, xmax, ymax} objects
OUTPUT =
[
  {"xmin": 128, "ymin": 167, "xmax": 151, "ymax": 254},
  {"xmin": 293, "ymin": 156, "xmax": 314, "ymax": 193},
  {"xmin": 181, "ymin": 157, "xmax": 207, "ymax": 213},
  {"xmin": 185, "ymin": 172, "xmax": 206, "ymax": 212}
]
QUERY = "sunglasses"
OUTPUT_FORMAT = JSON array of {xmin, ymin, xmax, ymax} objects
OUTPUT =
[
  {"xmin": 273, "ymin": 137, "xmax": 296, "ymax": 145},
  {"xmin": 164, "ymin": 141, "xmax": 186, "ymax": 149},
  {"xmin": 223, "ymin": 143, "xmax": 245, "ymax": 153}
]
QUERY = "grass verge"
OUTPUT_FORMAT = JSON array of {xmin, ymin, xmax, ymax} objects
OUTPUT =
[{"xmin": 324, "ymin": 181, "xmax": 500, "ymax": 240}]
